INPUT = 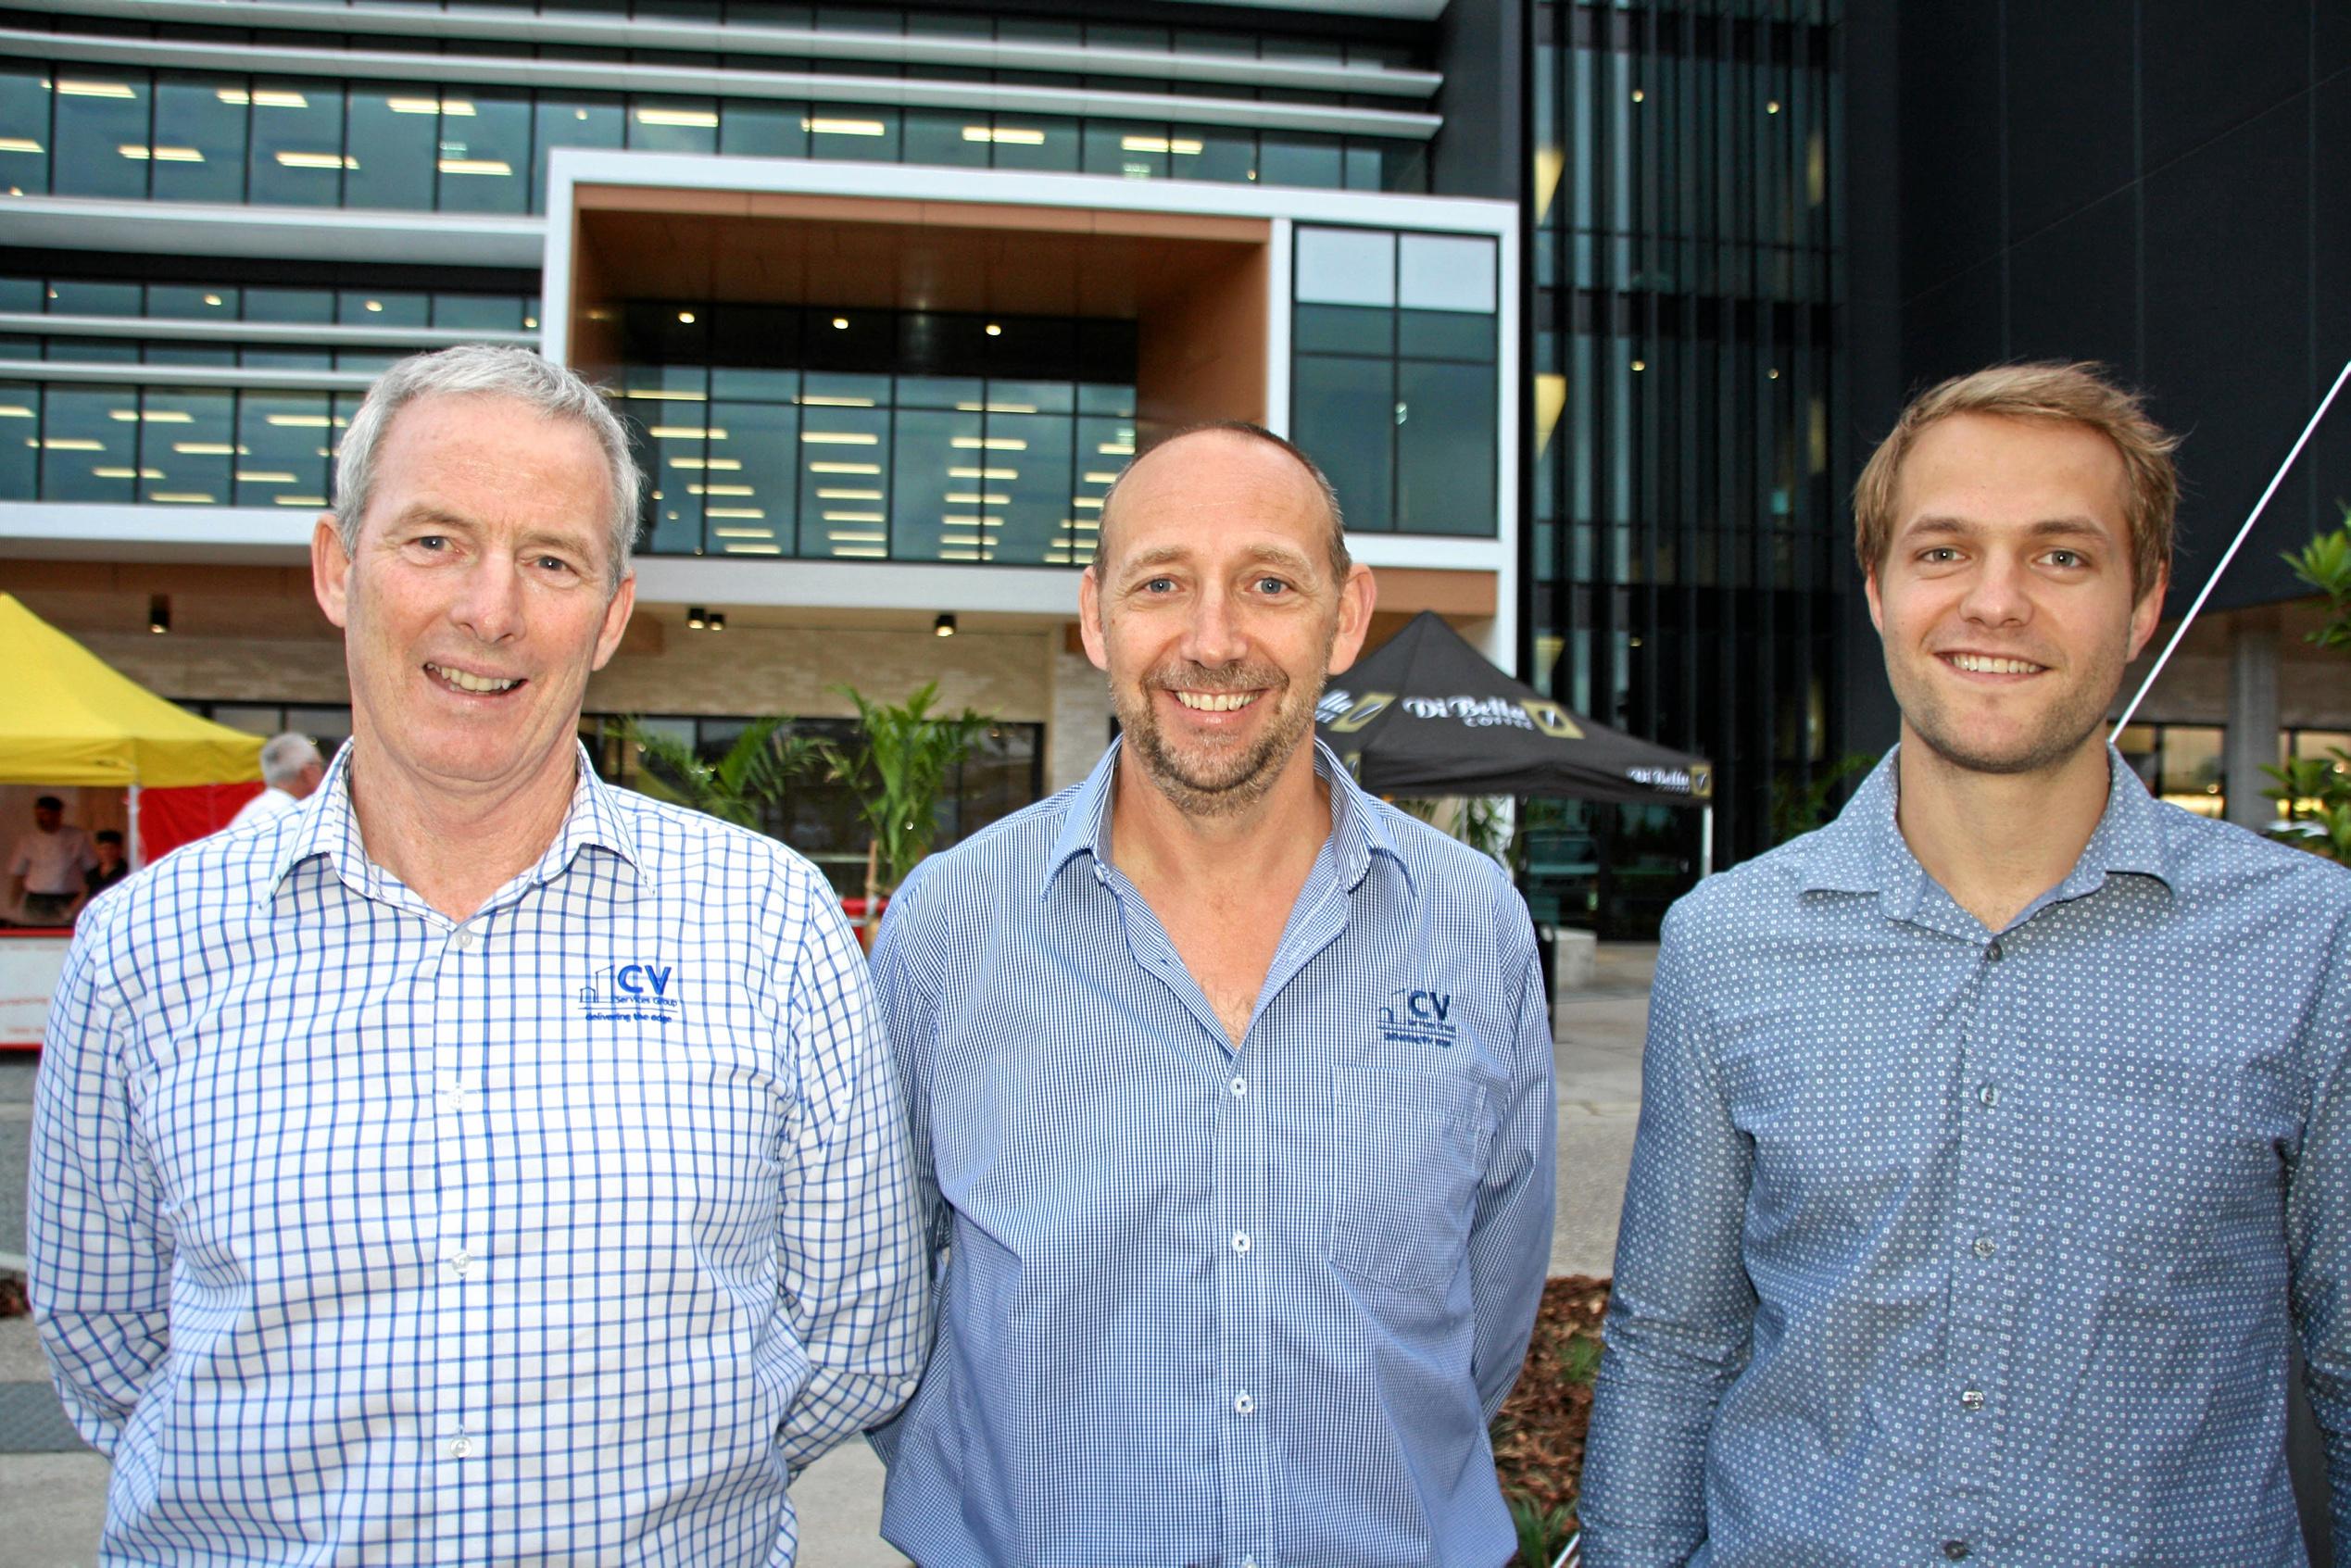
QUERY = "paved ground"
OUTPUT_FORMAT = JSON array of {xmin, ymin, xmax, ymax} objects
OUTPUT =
[{"xmin": 0, "ymin": 947, "xmax": 1655, "ymax": 1564}]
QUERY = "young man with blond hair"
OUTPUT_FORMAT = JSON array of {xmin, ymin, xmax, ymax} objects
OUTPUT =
[{"xmin": 1582, "ymin": 362, "xmax": 2351, "ymax": 1566}]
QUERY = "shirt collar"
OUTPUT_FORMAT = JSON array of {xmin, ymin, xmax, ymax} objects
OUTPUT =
[
  {"xmin": 271, "ymin": 740, "xmax": 641, "ymax": 904},
  {"xmin": 1799, "ymin": 742, "xmax": 2178, "ymax": 915},
  {"xmin": 1038, "ymin": 736, "xmax": 1412, "ymax": 901}
]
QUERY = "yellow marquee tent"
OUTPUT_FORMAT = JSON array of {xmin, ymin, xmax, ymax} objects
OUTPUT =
[{"xmin": 0, "ymin": 592, "xmax": 261, "ymax": 787}]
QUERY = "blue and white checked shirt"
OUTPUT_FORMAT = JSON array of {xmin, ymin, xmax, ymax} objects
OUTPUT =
[
  {"xmin": 1581, "ymin": 747, "xmax": 2351, "ymax": 1567},
  {"xmin": 30, "ymin": 746, "xmax": 927, "ymax": 1565},
  {"xmin": 868, "ymin": 739, "xmax": 1556, "ymax": 1568}
]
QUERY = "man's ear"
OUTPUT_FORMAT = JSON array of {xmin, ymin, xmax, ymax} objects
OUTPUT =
[
  {"xmin": 591, "ymin": 571, "xmax": 636, "ymax": 671},
  {"xmin": 1325, "ymin": 563, "xmax": 1377, "ymax": 676},
  {"xmin": 1077, "ymin": 566, "xmax": 1110, "ymax": 672},
  {"xmin": 1864, "ymin": 563, "xmax": 1885, "ymax": 635},
  {"xmin": 312, "ymin": 514, "xmax": 351, "ymax": 629},
  {"xmin": 2125, "ymin": 564, "xmax": 2169, "ymax": 661}
]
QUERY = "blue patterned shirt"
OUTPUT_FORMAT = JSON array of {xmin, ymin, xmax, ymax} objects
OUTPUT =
[
  {"xmin": 1581, "ymin": 747, "xmax": 2351, "ymax": 1567},
  {"xmin": 868, "ymin": 740, "xmax": 1556, "ymax": 1568},
  {"xmin": 30, "ymin": 746, "xmax": 927, "ymax": 1565}
]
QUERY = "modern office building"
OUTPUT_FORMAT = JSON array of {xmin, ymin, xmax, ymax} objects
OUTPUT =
[{"xmin": 4, "ymin": 0, "xmax": 2339, "ymax": 928}]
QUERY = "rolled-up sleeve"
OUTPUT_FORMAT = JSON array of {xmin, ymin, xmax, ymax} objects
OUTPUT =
[
  {"xmin": 28, "ymin": 909, "xmax": 170, "ymax": 1457},
  {"xmin": 1579, "ymin": 907, "xmax": 1758, "ymax": 1567},
  {"xmin": 772, "ymin": 894, "xmax": 931, "ymax": 1472}
]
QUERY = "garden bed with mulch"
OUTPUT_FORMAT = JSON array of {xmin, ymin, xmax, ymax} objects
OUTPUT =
[{"xmin": 1490, "ymin": 1273, "xmax": 1611, "ymax": 1565}]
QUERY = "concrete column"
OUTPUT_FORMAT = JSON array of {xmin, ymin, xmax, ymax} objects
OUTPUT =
[{"xmin": 2223, "ymin": 609, "xmax": 2281, "ymax": 831}]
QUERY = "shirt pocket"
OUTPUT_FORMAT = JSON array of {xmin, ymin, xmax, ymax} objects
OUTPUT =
[
  {"xmin": 2035, "ymin": 1044, "xmax": 2260, "ymax": 1266},
  {"xmin": 1325, "ymin": 1065, "xmax": 1493, "ymax": 1294}
]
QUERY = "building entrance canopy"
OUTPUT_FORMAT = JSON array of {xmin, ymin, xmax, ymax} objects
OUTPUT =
[{"xmin": 1318, "ymin": 610, "xmax": 1711, "ymax": 805}]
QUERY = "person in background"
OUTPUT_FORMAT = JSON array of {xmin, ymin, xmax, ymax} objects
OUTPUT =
[
  {"xmin": 1580, "ymin": 361, "xmax": 2351, "ymax": 1566},
  {"xmin": 31, "ymin": 344, "xmax": 927, "ymax": 1564},
  {"xmin": 226, "ymin": 731, "xmax": 326, "ymax": 830},
  {"xmin": 6, "ymin": 795, "xmax": 96, "ymax": 927},
  {"xmin": 82, "ymin": 829, "xmax": 130, "ymax": 902}
]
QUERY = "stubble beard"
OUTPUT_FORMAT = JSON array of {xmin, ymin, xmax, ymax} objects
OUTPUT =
[
  {"xmin": 1114, "ymin": 658, "xmax": 1324, "ymax": 819},
  {"xmin": 1892, "ymin": 644, "xmax": 2126, "ymax": 778}
]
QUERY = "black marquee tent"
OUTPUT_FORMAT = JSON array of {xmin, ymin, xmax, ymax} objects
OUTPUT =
[{"xmin": 1316, "ymin": 610, "xmax": 1713, "ymax": 808}]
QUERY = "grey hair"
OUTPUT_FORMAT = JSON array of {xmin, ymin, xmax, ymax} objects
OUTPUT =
[
  {"xmin": 258, "ymin": 732, "xmax": 323, "ymax": 787},
  {"xmin": 332, "ymin": 345, "xmax": 643, "ymax": 588},
  {"xmin": 1092, "ymin": 420, "xmax": 1351, "ymax": 583}
]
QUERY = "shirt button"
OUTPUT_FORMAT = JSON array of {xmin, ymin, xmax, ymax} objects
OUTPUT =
[
  {"xmin": 450, "ymin": 927, "xmax": 476, "ymax": 950},
  {"xmin": 1943, "ymin": 1543, "xmax": 1970, "ymax": 1561},
  {"xmin": 1984, "ymin": 939, "xmax": 2002, "ymax": 961},
  {"xmin": 1972, "ymin": 1236, "xmax": 1996, "ymax": 1258},
  {"xmin": 447, "ymin": 1434, "xmax": 473, "ymax": 1459},
  {"xmin": 1231, "ymin": 1231, "xmax": 1251, "ymax": 1254},
  {"xmin": 1233, "ymin": 1391, "xmax": 1254, "ymax": 1415},
  {"xmin": 446, "ymin": 1250, "xmax": 471, "ymax": 1278},
  {"xmin": 1978, "ymin": 1083, "xmax": 1999, "ymax": 1110},
  {"xmin": 1959, "ymin": 1388, "xmax": 1985, "ymax": 1411},
  {"xmin": 439, "ymin": 1084, "xmax": 468, "ymax": 1112},
  {"xmin": 1229, "ymin": 1076, "xmax": 1247, "ymax": 1098}
]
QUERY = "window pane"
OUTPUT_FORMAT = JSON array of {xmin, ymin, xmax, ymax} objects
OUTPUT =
[
  {"xmin": 791, "ymin": 403, "xmax": 887, "ymax": 559},
  {"xmin": 246, "ymin": 80, "xmax": 346, "ymax": 207},
  {"xmin": 1295, "ymin": 228, "xmax": 1395, "ymax": 307},
  {"xmin": 148, "ymin": 283, "xmax": 238, "ymax": 320},
  {"xmin": 52, "ymin": 69, "xmax": 151, "ymax": 199},
  {"xmin": 628, "ymin": 96, "xmax": 719, "ymax": 154},
  {"xmin": 987, "ymin": 410, "xmax": 1071, "ymax": 564},
  {"xmin": 1260, "ymin": 133, "xmax": 1342, "ymax": 189},
  {"xmin": 0, "ymin": 380, "xmax": 38, "ymax": 495},
  {"xmin": 800, "ymin": 104, "xmax": 898, "ymax": 160},
  {"xmin": 985, "ymin": 115, "xmax": 1077, "ymax": 172},
  {"xmin": 140, "ymin": 386, "xmax": 233, "ymax": 506},
  {"xmin": 534, "ymin": 94, "xmax": 625, "ymax": 209},
  {"xmin": 1398, "ymin": 309, "xmax": 1494, "ymax": 361},
  {"xmin": 1189, "ymin": 127, "xmax": 1254, "ymax": 183},
  {"xmin": 39, "ymin": 384, "xmax": 133, "ymax": 501},
  {"xmin": 1291, "ymin": 353, "xmax": 1391, "ymax": 533},
  {"xmin": 0, "ymin": 65, "xmax": 50, "ymax": 194},
  {"xmin": 633, "ymin": 394, "xmax": 712, "ymax": 553},
  {"xmin": 245, "ymin": 286, "xmax": 334, "ymax": 324},
  {"xmin": 1084, "ymin": 120, "xmax": 1165, "ymax": 179},
  {"xmin": 885, "ymin": 407, "xmax": 973, "ymax": 562},
  {"xmin": 903, "ymin": 108, "xmax": 989, "ymax": 169},
  {"xmin": 50, "ymin": 280, "xmax": 140, "ymax": 316},
  {"xmin": 1294, "ymin": 303, "xmax": 1393, "ymax": 356},
  {"xmin": 343, "ymin": 84, "xmax": 439, "ymax": 210},
  {"xmin": 1395, "ymin": 358, "xmax": 1494, "ymax": 535},
  {"xmin": 439, "ymin": 91, "xmax": 530, "ymax": 212},
  {"xmin": 1398, "ymin": 233, "xmax": 1497, "ymax": 312},
  {"xmin": 235, "ymin": 393, "xmax": 333, "ymax": 507},
  {"xmin": 434, "ymin": 293, "xmax": 524, "ymax": 332},
  {"xmin": 718, "ymin": 100, "xmax": 807, "ymax": 158},
  {"xmin": 150, "ymin": 74, "xmax": 246, "ymax": 203},
  {"xmin": 705, "ymin": 396, "xmax": 794, "ymax": 558}
]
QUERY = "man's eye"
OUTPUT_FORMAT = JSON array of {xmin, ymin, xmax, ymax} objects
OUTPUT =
[
  {"xmin": 1256, "ymin": 576, "xmax": 1292, "ymax": 595},
  {"xmin": 1142, "ymin": 577, "xmax": 1176, "ymax": 594},
  {"xmin": 1919, "ymin": 546, "xmax": 1960, "ymax": 563},
  {"xmin": 412, "ymin": 535, "xmax": 448, "ymax": 552},
  {"xmin": 534, "ymin": 556, "xmax": 575, "ymax": 574},
  {"xmin": 2045, "ymin": 549, "xmax": 2083, "ymax": 569}
]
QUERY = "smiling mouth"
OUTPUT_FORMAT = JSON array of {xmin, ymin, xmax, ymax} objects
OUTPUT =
[
  {"xmin": 1173, "ymin": 690, "xmax": 1259, "ymax": 712},
  {"xmin": 425, "ymin": 661, "xmax": 525, "ymax": 696},
  {"xmin": 1942, "ymin": 653, "xmax": 2045, "ymax": 676}
]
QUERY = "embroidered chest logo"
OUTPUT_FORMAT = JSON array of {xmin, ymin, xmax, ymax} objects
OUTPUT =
[
  {"xmin": 1377, "ymin": 987, "xmax": 1460, "ymax": 1048},
  {"xmin": 579, "ymin": 960, "xmax": 683, "ymax": 1024}
]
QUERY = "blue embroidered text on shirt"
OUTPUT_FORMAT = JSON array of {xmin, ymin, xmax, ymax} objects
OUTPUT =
[
  {"xmin": 1378, "ymin": 986, "xmax": 1460, "ymax": 1047},
  {"xmin": 579, "ymin": 960, "xmax": 682, "ymax": 1023}
]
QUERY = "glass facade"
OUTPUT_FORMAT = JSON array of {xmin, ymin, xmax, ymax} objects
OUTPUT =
[
  {"xmin": 617, "ymin": 304, "xmax": 1134, "ymax": 565},
  {"xmin": 1289, "ymin": 225, "xmax": 1501, "ymax": 537},
  {"xmin": 1528, "ymin": 0, "xmax": 1843, "ymax": 930},
  {"xmin": 0, "ymin": 58, "xmax": 1427, "ymax": 214}
]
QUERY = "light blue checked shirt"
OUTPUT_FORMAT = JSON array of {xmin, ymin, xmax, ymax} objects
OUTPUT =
[
  {"xmin": 30, "ymin": 746, "xmax": 927, "ymax": 1565},
  {"xmin": 869, "ymin": 739, "xmax": 1556, "ymax": 1568},
  {"xmin": 1581, "ymin": 747, "xmax": 2351, "ymax": 1567}
]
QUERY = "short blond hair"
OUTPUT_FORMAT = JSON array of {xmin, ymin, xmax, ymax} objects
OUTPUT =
[{"xmin": 1853, "ymin": 361, "xmax": 2180, "ymax": 599}]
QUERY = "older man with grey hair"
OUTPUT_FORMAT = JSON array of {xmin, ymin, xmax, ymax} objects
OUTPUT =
[
  {"xmin": 225, "ymin": 730, "xmax": 326, "ymax": 830},
  {"xmin": 31, "ymin": 345, "xmax": 926, "ymax": 1564}
]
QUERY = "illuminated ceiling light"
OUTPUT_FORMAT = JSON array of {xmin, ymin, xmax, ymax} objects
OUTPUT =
[
  {"xmin": 705, "ymin": 507, "xmax": 765, "ymax": 519},
  {"xmin": 1630, "ymin": 358, "xmax": 1646, "ymax": 372},
  {"xmin": 1766, "ymin": 99, "xmax": 1782, "ymax": 115},
  {"xmin": 827, "ymin": 531, "xmax": 886, "ymax": 544},
  {"xmin": 58, "ymin": 81, "xmax": 136, "ymax": 99},
  {"xmin": 677, "ymin": 309, "xmax": 696, "ymax": 324},
  {"xmin": 92, "ymin": 466, "xmax": 162, "ymax": 479},
  {"xmin": 1767, "ymin": 368, "xmax": 1781, "ymax": 380},
  {"xmin": 796, "ymin": 394, "xmax": 874, "ymax": 408},
  {"xmin": 107, "ymin": 409, "xmax": 194, "ymax": 423},
  {"xmin": 815, "ymin": 487, "xmax": 882, "ymax": 499},
  {"xmin": 686, "ymin": 606, "xmax": 706, "ymax": 629},
  {"xmin": 0, "ymin": 138, "xmax": 42, "ymax": 154},
  {"xmin": 831, "ymin": 317, "xmax": 849, "ymax": 330},
  {"xmin": 0, "ymin": 405, "xmax": 30, "ymax": 417},
  {"xmin": 266, "ymin": 413, "xmax": 333, "ymax": 427},
  {"xmin": 950, "ymin": 436, "xmax": 1026, "ymax": 451},
  {"xmin": 387, "ymin": 96, "xmax": 474, "ymax": 116},
  {"xmin": 822, "ymin": 510, "xmax": 885, "ymax": 523},
  {"xmin": 943, "ymin": 493, "xmax": 1009, "ymax": 505},
  {"xmin": 1097, "ymin": 441, "xmax": 1134, "ymax": 456},
  {"xmin": 203, "ymin": 294, "xmax": 222, "ymax": 306},
  {"xmin": 984, "ymin": 323, "xmax": 1002, "ymax": 337},
  {"xmin": 438, "ymin": 158, "xmax": 511, "ymax": 176},
  {"xmin": 1072, "ymin": 496, "xmax": 1103, "ymax": 509},
  {"xmin": 668, "ymin": 456, "xmax": 741, "ymax": 470},
  {"xmin": 276, "ymin": 151, "xmax": 358, "ymax": 169},
  {"xmin": 234, "ymin": 470, "xmax": 296, "ymax": 483},
  {"xmin": 832, "ymin": 546, "xmax": 886, "ymax": 558},
  {"xmin": 1630, "ymin": 87, "xmax": 1645, "ymax": 103},
  {"xmin": 1082, "ymin": 470, "xmax": 1120, "ymax": 484},
  {"xmin": 809, "ymin": 461, "xmax": 879, "ymax": 474},
  {"xmin": 31, "ymin": 437, "xmax": 104, "ymax": 450},
  {"xmin": 706, "ymin": 611, "xmax": 729, "ymax": 628},
  {"xmin": 218, "ymin": 87, "xmax": 308, "ymax": 108},
  {"xmin": 801, "ymin": 431, "xmax": 878, "ymax": 445},
  {"xmin": 802, "ymin": 117, "xmax": 886, "ymax": 136},
  {"xmin": 934, "ymin": 612, "xmax": 957, "ymax": 638},
  {"xmin": 118, "ymin": 144, "xmax": 205, "ymax": 162},
  {"xmin": 950, "ymin": 466, "xmax": 1017, "ymax": 480},
  {"xmin": 523, "ymin": 315, "xmax": 538, "ymax": 329},
  {"xmin": 148, "ymin": 594, "xmax": 170, "ymax": 633},
  {"xmin": 173, "ymin": 441, "xmax": 247, "ymax": 455},
  {"xmin": 649, "ymin": 425, "xmax": 726, "ymax": 440},
  {"xmin": 364, "ymin": 299, "xmax": 383, "ymax": 312},
  {"xmin": 272, "ymin": 494, "xmax": 327, "ymax": 506},
  {"xmin": 711, "ymin": 528, "xmax": 773, "ymax": 539},
  {"xmin": 688, "ymin": 483, "xmax": 755, "ymax": 495},
  {"xmin": 636, "ymin": 107, "xmax": 719, "ymax": 128},
  {"xmin": 626, "ymin": 389, "xmax": 708, "ymax": 401},
  {"xmin": 1120, "ymin": 135, "xmax": 1201, "ymax": 156},
  {"xmin": 149, "ymin": 492, "xmax": 215, "ymax": 504},
  {"xmin": 964, "ymin": 125, "xmax": 1045, "ymax": 145}
]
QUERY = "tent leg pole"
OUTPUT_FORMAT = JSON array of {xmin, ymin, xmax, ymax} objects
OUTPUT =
[
  {"xmin": 128, "ymin": 782, "xmax": 142, "ymax": 871},
  {"xmin": 1699, "ymin": 804, "xmax": 1713, "ymax": 880}
]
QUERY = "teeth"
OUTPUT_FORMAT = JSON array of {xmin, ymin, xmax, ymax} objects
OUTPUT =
[
  {"xmin": 429, "ymin": 663, "xmax": 521, "ymax": 694},
  {"xmin": 1174, "ymin": 691, "xmax": 1254, "ymax": 713},
  {"xmin": 1949, "ymin": 654, "xmax": 2042, "ymax": 675}
]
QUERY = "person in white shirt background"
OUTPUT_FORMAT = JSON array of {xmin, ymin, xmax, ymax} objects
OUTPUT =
[
  {"xmin": 6, "ymin": 794, "xmax": 95, "ymax": 926},
  {"xmin": 226, "ymin": 731, "xmax": 326, "ymax": 830}
]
